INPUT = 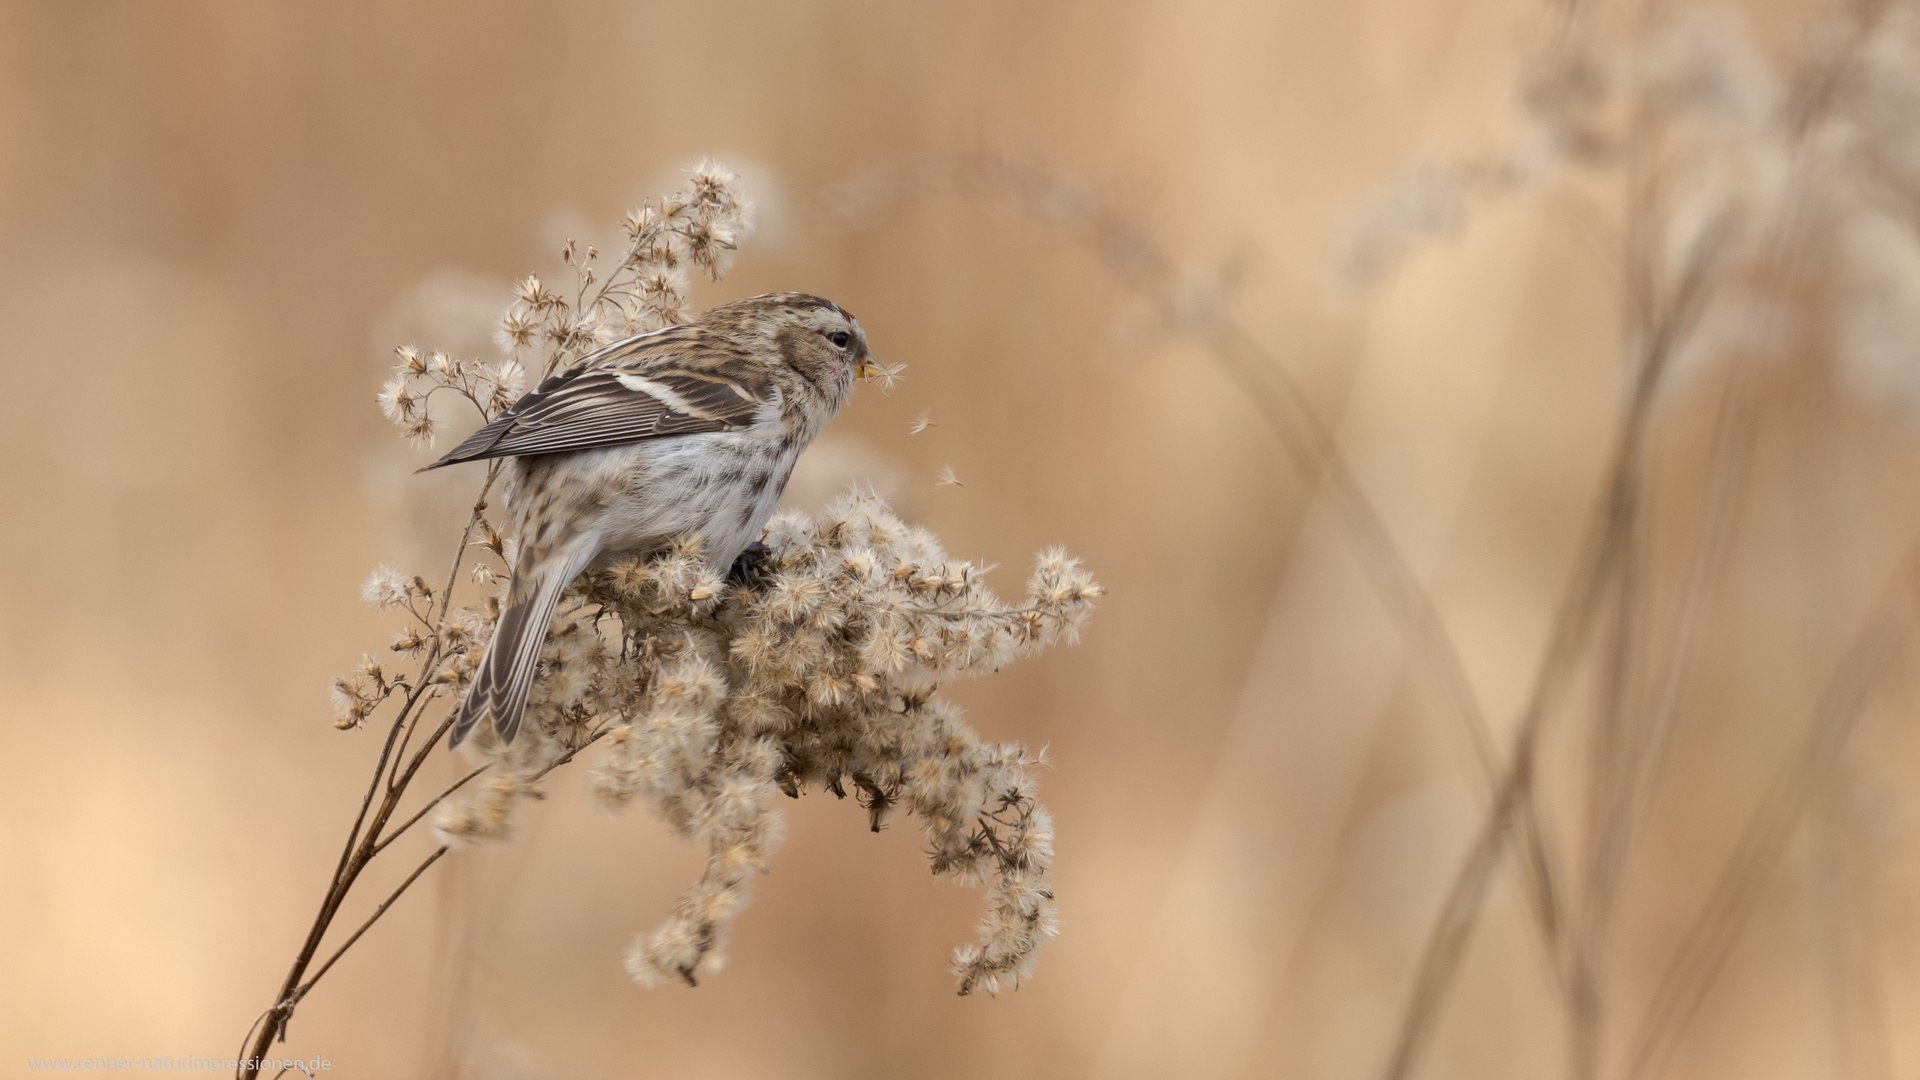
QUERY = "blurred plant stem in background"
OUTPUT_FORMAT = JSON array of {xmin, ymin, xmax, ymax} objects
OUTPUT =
[
  {"xmin": 840, "ymin": 3, "xmax": 1920, "ymax": 1077},
  {"xmin": 1372, "ymin": 6, "xmax": 1920, "ymax": 1078},
  {"xmin": 836, "ymin": 152, "xmax": 1567, "ymax": 948}
]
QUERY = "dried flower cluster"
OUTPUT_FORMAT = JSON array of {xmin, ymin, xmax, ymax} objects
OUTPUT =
[
  {"xmin": 326, "ymin": 161, "xmax": 1099, "ymax": 1004},
  {"xmin": 432, "ymin": 491, "xmax": 1098, "ymax": 994},
  {"xmin": 378, "ymin": 347, "xmax": 527, "ymax": 448},
  {"xmin": 378, "ymin": 158, "xmax": 760, "ymax": 444},
  {"xmin": 510, "ymin": 158, "xmax": 756, "ymax": 378}
]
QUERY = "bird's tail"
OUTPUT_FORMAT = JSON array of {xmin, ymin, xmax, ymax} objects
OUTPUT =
[{"xmin": 449, "ymin": 543, "xmax": 598, "ymax": 747}]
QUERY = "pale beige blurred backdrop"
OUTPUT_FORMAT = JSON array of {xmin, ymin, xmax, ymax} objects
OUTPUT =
[{"xmin": 5, "ymin": 2, "xmax": 1920, "ymax": 1079}]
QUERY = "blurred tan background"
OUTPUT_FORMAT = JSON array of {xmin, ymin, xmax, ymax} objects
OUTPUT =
[{"xmin": 5, "ymin": 1, "xmax": 1920, "ymax": 1078}]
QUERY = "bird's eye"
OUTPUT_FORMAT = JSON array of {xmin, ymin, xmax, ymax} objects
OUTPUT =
[{"xmin": 829, "ymin": 331, "xmax": 851, "ymax": 348}]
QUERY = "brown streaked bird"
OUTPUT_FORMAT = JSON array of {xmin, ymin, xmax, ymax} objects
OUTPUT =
[{"xmin": 426, "ymin": 292, "xmax": 880, "ymax": 747}]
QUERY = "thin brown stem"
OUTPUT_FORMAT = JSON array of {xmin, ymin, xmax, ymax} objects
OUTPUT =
[
  {"xmin": 288, "ymin": 846, "xmax": 452, "ymax": 1012},
  {"xmin": 1564, "ymin": 11, "xmax": 1882, "ymax": 1070},
  {"xmin": 1570, "ymin": 364, "xmax": 1754, "ymax": 1079},
  {"xmin": 529, "ymin": 725, "xmax": 614, "ymax": 781},
  {"xmin": 368, "ymin": 717, "xmax": 458, "ymax": 849},
  {"xmin": 1382, "ymin": 733, "xmax": 1544, "ymax": 1080},
  {"xmin": 437, "ymin": 465, "xmax": 503, "ymax": 634},
  {"xmin": 232, "ymin": 1008, "xmax": 272, "ymax": 1076},
  {"xmin": 239, "ymin": 702, "xmax": 413, "ymax": 1078},
  {"xmin": 1381, "ymin": 186, "xmax": 1731, "ymax": 1076},
  {"xmin": 371, "ymin": 765, "xmax": 491, "ymax": 858},
  {"xmin": 387, "ymin": 687, "xmax": 438, "ymax": 795},
  {"xmin": 241, "ymin": 609, "xmax": 463, "ymax": 1077},
  {"xmin": 1623, "ymin": 540, "xmax": 1920, "ymax": 1080},
  {"xmin": 1383, "ymin": 474, "xmax": 1627, "ymax": 1080}
]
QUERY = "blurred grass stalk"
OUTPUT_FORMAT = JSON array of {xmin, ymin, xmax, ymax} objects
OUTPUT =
[{"xmin": 843, "ymin": 1, "xmax": 1920, "ymax": 1076}]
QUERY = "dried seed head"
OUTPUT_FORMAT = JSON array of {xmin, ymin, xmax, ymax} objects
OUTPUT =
[{"xmin": 373, "ymin": 166, "xmax": 1089, "ymax": 996}]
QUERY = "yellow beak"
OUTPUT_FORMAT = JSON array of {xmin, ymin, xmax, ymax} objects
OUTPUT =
[{"xmin": 854, "ymin": 351, "xmax": 883, "ymax": 379}]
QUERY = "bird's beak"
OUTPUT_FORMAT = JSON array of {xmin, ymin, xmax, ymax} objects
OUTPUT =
[{"xmin": 854, "ymin": 348, "xmax": 883, "ymax": 380}]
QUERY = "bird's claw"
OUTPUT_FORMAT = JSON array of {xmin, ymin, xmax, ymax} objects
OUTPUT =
[{"xmin": 729, "ymin": 541, "xmax": 774, "ymax": 588}]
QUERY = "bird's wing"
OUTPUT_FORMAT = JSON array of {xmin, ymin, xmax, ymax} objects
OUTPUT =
[{"xmin": 424, "ymin": 333, "xmax": 776, "ymax": 468}]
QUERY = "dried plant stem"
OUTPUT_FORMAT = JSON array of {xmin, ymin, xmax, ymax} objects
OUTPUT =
[
  {"xmin": 239, "ymin": 703, "xmax": 607, "ymax": 1079},
  {"xmin": 306, "ymin": 725, "xmax": 612, "ymax": 1001},
  {"xmin": 1380, "ymin": 181, "xmax": 1727, "ymax": 1078},
  {"xmin": 296, "ymin": 847, "xmax": 451, "ymax": 1009},
  {"xmin": 1569, "ymin": 365, "xmax": 1754, "ymax": 1080},
  {"xmin": 239, "ymin": 703, "xmax": 450, "ymax": 1078},
  {"xmin": 371, "ymin": 765, "xmax": 490, "ymax": 858},
  {"xmin": 1381, "ymin": 501, "xmax": 1617, "ymax": 1080},
  {"xmin": 1622, "ymin": 539, "xmax": 1920, "ymax": 1080},
  {"xmin": 1212, "ymin": 315, "xmax": 1578, "ymax": 960},
  {"xmin": 1560, "ymin": 7, "xmax": 1883, "ymax": 1067},
  {"xmin": 1382, "ymin": 0, "xmax": 1882, "ymax": 1054},
  {"xmin": 240, "ymin": 476, "xmax": 510, "ymax": 1079},
  {"xmin": 1809, "ymin": 774, "xmax": 1898, "ymax": 1080}
]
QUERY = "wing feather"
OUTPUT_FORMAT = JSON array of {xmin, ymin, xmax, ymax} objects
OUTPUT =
[{"xmin": 422, "ymin": 330, "xmax": 774, "ymax": 469}]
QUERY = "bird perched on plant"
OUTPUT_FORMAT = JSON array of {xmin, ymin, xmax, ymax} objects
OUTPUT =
[{"xmin": 426, "ymin": 292, "xmax": 881, "ymax": 747}]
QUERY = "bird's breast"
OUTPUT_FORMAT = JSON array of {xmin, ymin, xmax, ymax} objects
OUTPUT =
[{"xmin": 591, "ymin": 433, "xmax": 797, "ymax": 566}]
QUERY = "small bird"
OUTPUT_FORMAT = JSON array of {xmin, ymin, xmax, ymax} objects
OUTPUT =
[{"xmin": 426, "ymin": 292, "xmax": 879, "ymax": 747}]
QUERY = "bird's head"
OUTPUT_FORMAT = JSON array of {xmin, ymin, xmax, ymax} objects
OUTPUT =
[{"xmin": 703, "ymin": 292, "xmax": 880, "ymax": 408}]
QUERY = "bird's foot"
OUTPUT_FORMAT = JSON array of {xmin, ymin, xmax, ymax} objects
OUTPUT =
[{"xmin": 728, "ymin": 541, "xmax": 775, "ymax": 588}]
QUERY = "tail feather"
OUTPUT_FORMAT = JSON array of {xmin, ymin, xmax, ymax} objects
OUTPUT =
[{"xmin": 449, "ymin": 544, "xmax": 598, "ymax": 747}]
